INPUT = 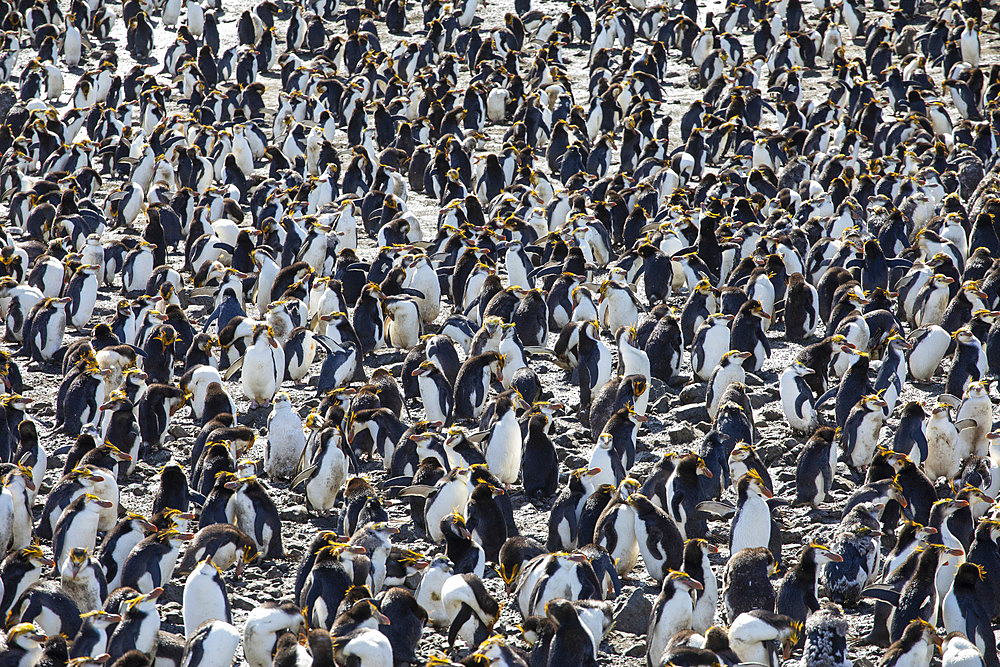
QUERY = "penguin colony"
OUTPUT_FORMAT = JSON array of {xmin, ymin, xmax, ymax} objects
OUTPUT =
[{"xmin": 2, "ymin": 0, "xmax": 1000, "ymax": 662}]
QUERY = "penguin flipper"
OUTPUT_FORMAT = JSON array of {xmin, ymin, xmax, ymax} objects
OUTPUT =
[
  {"xmin": 381, "ymin": 475, "xmax": 415, "ymax": 489},
  {"xmin": 937, "ymin": 393, "xmax": 961, "ymax": 407},
  {"xmin": 815, "ymin": 386, "xmax": 838, "ymax": 408},
  {"xmin": 447, "ymin": 603, "xmax": 474, "ymax": 648},
  {"xmin": 290, "ymin": 465, "xmax": 318, "ymax": 490},
  {"xmin": 187, "ymin": 490, "xmax": 207, "ymax": 506},
  {"xmin": 862, "ymin": 584, "xmax": 901, "ymax": 606},
  {"xmin": 223, "ymin": 355, "xmax": 245, "ymax": 381},
  {"xmin": 201, "ymin": 303, "xmax": 224, "ymax": 332},
  {"xmin": 398, "ymin": 484, "xmax": 435, "ymax": 497},
  {"xmin": 313, "ymin": 334, "xmax": 342, "ymax": 354},
  {"xmin": 401, "ymin": 288, "xmax": 425, "ymax": 299},
  {"xmin": 695, "ymin": 500, "xmax": 736, "ymax": 518},
  {"xmin": 465, "ymin": 430, "xmax": 490, "ymax": 443}
]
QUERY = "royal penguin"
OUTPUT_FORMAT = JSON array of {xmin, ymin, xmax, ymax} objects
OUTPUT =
[
  {"xmin": 106, "ymin": 588, "xmax": 163, "ymax": 661},
  {"xmin": 412, "ymin": 361, "xmax": 453, "ymax": 425},
  {"xmin": 241, "ymin": 602, "xmax": 305, "ymax": 667},
  {"xmin": 776, "ymin": 543, "xmax": 844, "ymax": 625},
  {"xmin": 182, "ymin": 558, "xmax": 231, "ymax": 637},
  {"xmin": 119, "ymin": 529, "xmax": 190, "ymax": 593},
  {"xmin": 880, "ymin": 619, "xmax": 940, "ymax": 667},
  {"xmin": 795, "ymin": 426, "xmax": 838, "ymax": 506},
  {"xmin": 453, "ymin": 352, "xmax": 504, "ymax": 421},
  {"xmin": 907, "ymin": 324, "xmax": 951, "ymax": 382},
  {"xmin": 179, "ymin": 620, "xmax": 241, "ymax": 667},
  {"xmin": 595, "ymin": 478, "xmax": 642, "ymax": 576},
  {"xmin": 706, "ymin": 351, "xmax": 750, "ymax": 420},
  {"xmin": 2, "ymin": 624, "xmax": 47, "ymax": 667},
  {"xmin": 415, "ymin": 556, "xmax": 454, "ymax": 628},
  {"xmin": 97, "ymin": 514, "xmax": 157, "ymax": 591},
  {"xmin": 440, "ymin": 573, "xmax": 500, "ymax": 649},
  {"xmin": 264, "ymin": 392, "xmax": 306, "ymax": 481},
  {"xmin": 482, "ymin": 392, "xmax": 522, "ymax": 487},
  {"xmin": 225, "ymin": 477, "xmax": 282, "ymax": 559},
  {"xmin": 781, "ymin": 359, "xmax": 818, "ymax": 433},
  {"xmin": 691, "ymin": 314, "xmax": 733, "ymax": 382},
  {"xmin": 231, "ymin": 324, "xmax": 284, "ymax": 409},
  {"xmin": 664, "ymin": 453, "xmax": 714, "ymax": 539},
  {"xmin": 840, "ymin": 394, "xmax": 888, "ymax": 473},
  {"xmin": 646, "ymin": 570, "xmax": 704, "ymax": 667},
  {"xmin": 291, "ymin": 426, "xmax": 349, "ymax": 513},
  {"xmin": 52, "ymin": 494, "xmax": 112, "ymax": 577},
  {"xmin": 728, "ymin": 610, "xmax": 800, "ymax": 667},
  {"xmin": 59, "ymin": 547, "xmax": 107, "ymax": 614},
  {"xmin": 71, "ymin": 609, "xmax": 121, "ymax": 659}
]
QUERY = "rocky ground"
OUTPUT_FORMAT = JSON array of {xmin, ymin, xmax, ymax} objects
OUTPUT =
[{"xmin": 1, "ymin": 0, "xmax": 995, "ymax": 660}]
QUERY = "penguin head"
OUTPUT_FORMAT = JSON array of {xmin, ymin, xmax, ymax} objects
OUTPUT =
[
  {"xmin": 6, "ymin": 623, "xmax": 45, "ymax": 649},
  {"xmin": 664, "ymin": 570, "xmax": 705, "ymax": 598},
  {"xmin": 125, "ymin": 512, "xmax": 157, "ymax": 534},
  {"xmin": 684, "ymin": 537, "xmax": 718, "ymax": 558},
  {"xmin": 5, "ymin": 465, "xmax": 34, "ymax": 492},
  {"xmin": 861, "ymin": 394, "xmax": 887, "ymax": 413},
  {"xmin": 737, "ymin": 470, "xmax": 772, "ymax": 498},
  {"xmin": 79, "ymin": 610, "xmax": 122, "ymax": 629},
  {"xmin": 125, "ymin": 587, "xmax": 164, "ymax": 612},
  {"xmin": 807, "ymin": 542, "xmax": 844, "ymax": 566},
  {"xmin": 20, "ymin": 545, "xmax": 55, "ymax": 570},
  {"xmin": 63, "ymin": 547, "xmax": 92, "ymax": 580},
  {"xmin": 721, "ymin": 349, "xmax": 752, "ymax": 366}
]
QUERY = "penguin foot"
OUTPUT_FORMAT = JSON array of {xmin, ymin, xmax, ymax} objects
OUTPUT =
[{"xmin": 249, "ymin": 400, "xmax": 259, "ymax": 409}]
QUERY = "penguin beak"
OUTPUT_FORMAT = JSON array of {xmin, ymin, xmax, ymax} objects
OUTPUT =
[{"xmin": 376, "ymin": 612, "xmax": 391, "ymax": 625}]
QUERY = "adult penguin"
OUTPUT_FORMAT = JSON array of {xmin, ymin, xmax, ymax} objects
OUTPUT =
[
  {"xmin": 664, "ymin": 453, "xmax": 714, "ymax": 539},
  {"xmin": 545, "ymin": 598, "xmax": 602, "ymax": 667},
  {"xmin": 182, "ymin": 557, "xmax": 231, "ymax": 637},
  {"xmin": 785, "ymin": 272, "xmax": 819, "ymax": 342},
  {"xmin": 730, "ymin": 300, "xmax": 771, "ymax": 372},
  {"xmin": 776, "ymin": 543, "xmax": 844, "ymax": 625},
  {"xmin": 453, "ymin": 351, "xmax": 504, "ymax": 421},
  {"xmin": 522, "ymin": 413, "xmax": 559, "ymax": 499},
  {"xmin": 942, "ymin": 561, "xmax": 999, "ymax": 667},
  {"xmin": 646, "ymin": 571, "xmax": 705, "ymax": 667},
  {"xmin": 375, "ymin": 587, "xmax": 426, "ymax": 666}
]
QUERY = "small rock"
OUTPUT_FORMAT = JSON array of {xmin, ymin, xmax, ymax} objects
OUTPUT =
[
  {"xmin": 626, "ymin": 643, "xmax": 647, "ymax": 658},
  {"xmin": 0, "ymin": 86, "xmax": 15, "ymax": 120},
  {"xmin": 761, "ymin": 407, "xmax": 782, "ymax": 421},
  {"xmin": 280, "ymin": 505, "xmax": 309, "ymax": 521},
  {"xmin": 757, "ymin": 442, "xmax": 784, "ymax": 464},
  {"xmin": 614, "ymin": 588, "xmax": 652, "ymax": 635},
  {"xmin": 744, "ymin": 373, "xmax": 764, "ymax": 386},
  {"xmin": 667, "ymin": 424, "xmax": 696, "ymax": 445},
  {"xmin": 648, "ymin": 378, "xmax": 668, "ymax": 403},
  {"xmin": 678, "ymin": 383, "xmax": 706, "ymax": 405},
  {"xmin": 168, "ymin": 424, "xmax": 187, "ymax": 438},
  {"xmin": 230, "ymin": 594, "xmax": 258, "ymax": 611},
  {"xmin": 651, "ymin": 394, "xmax": 672, "ymax": 413},
  {"xmin": 564, "ymin": 454, "xmax": 586, "ymax": 469},
  {"xmin": 672, "ymin": 404, "xmax": 709, "ymax": 423},
  {"xmin": 162, "ymin": 611, "xmax": 183, "ymax": 625},
  {"xmin": 749, "ymin": 393, "xmax": 771, "ymax": 409}
]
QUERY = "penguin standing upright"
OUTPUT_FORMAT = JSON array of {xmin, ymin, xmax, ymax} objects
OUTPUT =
[
  {"xmin": 182, "ymin": 557, "xmax": 231, "ymax": 637},
  {"xmin": 264, "ymin": 392, "xmax": 306, "ymax": 481},
  {"xmin": 646, "ymin": 570, "xmax": 704, "ymax": 667}
]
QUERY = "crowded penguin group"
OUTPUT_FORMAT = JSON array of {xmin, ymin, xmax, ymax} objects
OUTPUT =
[{"xmin": 2, "ymin": 0, "xmax": 1000, "ymax": 661}]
